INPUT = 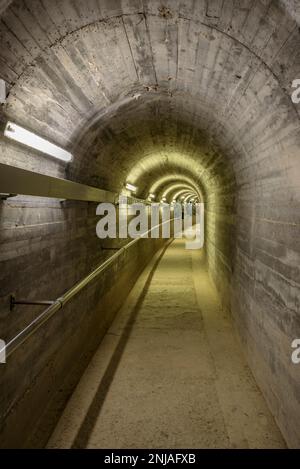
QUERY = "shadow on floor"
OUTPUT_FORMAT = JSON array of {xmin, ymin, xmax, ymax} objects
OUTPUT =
[{"xmin": 71, "ymin": 241, "xmax": 173, "ymax": 448}]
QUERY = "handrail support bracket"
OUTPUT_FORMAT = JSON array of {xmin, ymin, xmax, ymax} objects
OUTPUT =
[{"xmin": 10, "ymin": 295, "xmax": 55, "ymax": 312}]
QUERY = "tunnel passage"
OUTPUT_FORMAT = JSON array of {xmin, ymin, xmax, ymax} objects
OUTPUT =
[{"xmin": 0, "ymin": 0, "xmax": 300, "ymax": 448}]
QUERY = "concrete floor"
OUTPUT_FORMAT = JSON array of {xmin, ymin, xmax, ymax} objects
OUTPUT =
[{"xmin": 47, "ymin": 239, "xmax": 286, "ymax": 449}]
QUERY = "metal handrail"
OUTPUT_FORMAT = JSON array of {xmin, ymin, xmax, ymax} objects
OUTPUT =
[{"xmin": 1, "ymin": 219, "xmax": 174, "ymax": 360}]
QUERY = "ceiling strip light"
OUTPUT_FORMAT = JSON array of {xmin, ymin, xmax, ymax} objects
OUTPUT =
[
  {"xmin": 0, "ymin": 79, "xmax": 7, "ymax": 103},
  {"xmin": 125, "ymin": 183, "xmax": 137, "ymax": 193},
  {"xmin": 4, "ymin": 122, "xmax": 73, "ymax": 162}
]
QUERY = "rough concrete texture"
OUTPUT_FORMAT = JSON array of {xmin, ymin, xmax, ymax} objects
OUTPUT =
[
  {"xmin": 48, "ymin": 240, "xmax": 285, "ymax": 449},
  {"xmin": 0, "ymin": 0, "xmax": 299, "ymax": 447}
]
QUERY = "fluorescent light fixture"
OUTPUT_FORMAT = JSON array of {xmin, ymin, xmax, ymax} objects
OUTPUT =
[
  {"xmin": 148, "ymin": 193, "xmax": 155, "ymax": 200},
  {"xmin": 125, "ymin": 182, "xmax": 137, "ymax": 193},
  {"xmin": 0, "ymin": 79, "xmax": 6, "ymax": 103},
  {"xmin": 4, "ymin": 121, "xmax": 73, "ymax": 162}
]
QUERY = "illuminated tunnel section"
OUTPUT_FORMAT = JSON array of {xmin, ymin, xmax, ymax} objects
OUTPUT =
[
  {"xmin": 72, "ymin": 111, "xmax": 236, "ymax": 314},
  {"xmin": 0, "ymin": 0, "xmax": 300, "ymax": 449}
]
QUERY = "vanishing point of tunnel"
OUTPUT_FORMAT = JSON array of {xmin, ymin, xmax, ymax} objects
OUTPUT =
[{"xmin": 0, "ymin": 0, "xmax": 300, "ymax": 451}]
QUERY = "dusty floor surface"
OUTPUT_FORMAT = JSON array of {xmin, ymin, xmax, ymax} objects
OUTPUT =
[{"xmin": 47, "ymin": 239, "xmax": 286, "ymax": 449}]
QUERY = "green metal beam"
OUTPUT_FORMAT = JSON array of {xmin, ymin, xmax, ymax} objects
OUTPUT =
[{"xmin": 0, "ymin": 163, "xmax": 116, "ymax": 203}]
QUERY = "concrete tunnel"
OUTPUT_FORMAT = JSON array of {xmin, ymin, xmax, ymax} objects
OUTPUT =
[{"xmin": 0, "ymin": 0, "xmax": 300, "ymax": 451}]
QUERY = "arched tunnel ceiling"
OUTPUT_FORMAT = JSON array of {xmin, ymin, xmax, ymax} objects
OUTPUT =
[
  {"xmin": 161, "ymin": 183, "xmax": 198, "ymax": 201},
  {"xmin": 151, "ymin": 176, "xmax": 201, "ymax": 200},
  {"xmin": 0, "ymin": 0, "xmax": 300, "ymax": 200}
]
